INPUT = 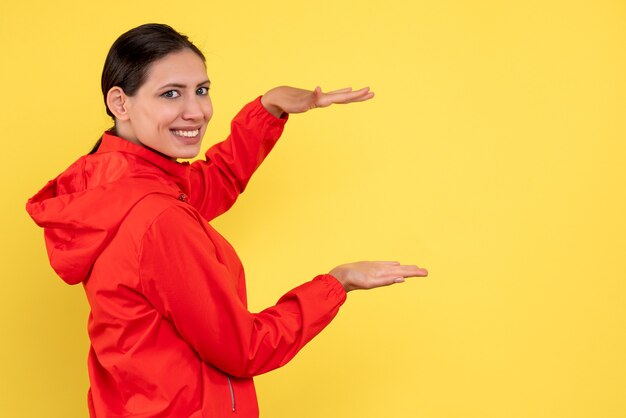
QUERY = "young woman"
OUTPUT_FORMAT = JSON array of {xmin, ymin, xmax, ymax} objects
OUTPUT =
[{"xmin": 26, "ymin": 23, "xmax": 428, "ymax": 417}]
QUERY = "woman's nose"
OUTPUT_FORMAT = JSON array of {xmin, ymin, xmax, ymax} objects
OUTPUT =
[{"xmin": 182, "ymin": 96, "xmax": 206, "ymax": 120}]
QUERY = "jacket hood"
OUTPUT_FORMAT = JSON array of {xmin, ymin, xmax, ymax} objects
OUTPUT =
[{"xmin": 26, "ymin": 133, "xmax": 191, "ymax": 285}]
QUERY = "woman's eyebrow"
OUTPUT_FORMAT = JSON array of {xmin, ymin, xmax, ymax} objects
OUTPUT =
[{"xmin": 158, "ymin": 79, "xmax": 211, "ymax": 89}]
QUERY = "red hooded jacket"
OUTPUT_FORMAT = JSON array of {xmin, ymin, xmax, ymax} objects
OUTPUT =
[{"xmin": 26, "ymin": 97, "xmax": 347, "ymax": 417}]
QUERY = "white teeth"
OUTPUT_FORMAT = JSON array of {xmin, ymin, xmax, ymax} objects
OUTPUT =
[{"xmin": 172, "ymin": 129, "xmax": 200, "ymax": 138}]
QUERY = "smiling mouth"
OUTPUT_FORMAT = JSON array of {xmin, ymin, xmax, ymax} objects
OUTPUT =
[{"xmin": 171, "ymin": 129, "xmax": 200, "ymax": 138}]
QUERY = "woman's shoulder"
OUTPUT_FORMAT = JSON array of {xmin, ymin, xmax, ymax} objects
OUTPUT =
[{"xmin": 124, "ymin": 192, "xmax": 200, "ymax": 232}]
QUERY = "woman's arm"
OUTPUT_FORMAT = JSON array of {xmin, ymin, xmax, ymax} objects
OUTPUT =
[
  {"xmin": 188, "ymin": 86, "xmax": 374, "ymax": 220},
  {"xmin": 139, "ymin": 204, "xmax": 345, "ymax": 378},
  {"xmin": 139, "ymin": 204, "xmax": 425, "ymax": 379},
  {"xmin": 188, "ymin": 97, "xmax": 287, "ymax": 220}
]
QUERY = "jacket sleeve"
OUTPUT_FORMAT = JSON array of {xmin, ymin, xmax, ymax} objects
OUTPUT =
[
  {"xmin": 138, "ymin": 204, "xmax": 346, "ymax": 378},
  {"xmin": 188, "ymin": 96, "xmax": 288, "ymax": 221}
]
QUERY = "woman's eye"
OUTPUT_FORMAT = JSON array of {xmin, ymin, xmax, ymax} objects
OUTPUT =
[
  {"xmin": 196, "ymin": 87, "xmax": 209, "ymax": 95},
  {"xmin": 161, "ymin": 90, "xmax": 180, "ymax": 98}
]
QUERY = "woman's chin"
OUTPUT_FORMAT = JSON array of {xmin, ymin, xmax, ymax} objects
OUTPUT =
[
  {"xmin": 168, "ymin": 148, "xmax": 200, "ymax": 160},
  {"xmin": 181, "ymin": 143, "xmax": 204, "ymax": 159}
]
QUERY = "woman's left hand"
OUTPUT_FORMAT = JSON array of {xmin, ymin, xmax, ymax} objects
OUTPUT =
[{"xmin": 261, "ymin": 86, "xmax": 374, "ymax": 118}]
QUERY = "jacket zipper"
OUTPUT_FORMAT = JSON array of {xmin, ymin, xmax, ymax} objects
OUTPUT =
[{"xmin": 227, "ymin": 376, "xmax": 236, "ymax": 412}]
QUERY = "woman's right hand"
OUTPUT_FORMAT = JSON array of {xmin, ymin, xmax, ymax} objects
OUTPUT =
[
  {"xmin": 261, "ymin": 86, "xmax": 374, "ymax": 118},
  {"xmin": 329, "ymin": 261, "xmax": 428, "ymax": 292}
]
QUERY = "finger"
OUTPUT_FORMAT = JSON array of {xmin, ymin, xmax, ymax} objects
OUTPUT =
[
  {"xmin": 397, "ymin": 265, "xmax": 428, "ymax": 277},
  {"xmin": 326, "ymin": 87, "xmax": 353, "ymax": 94},
  {"xmin": 332, "ymin": 86, "xmax": 369, "ymax": 96},
  {"xmin": 344, "ymin": 92, "xmax": 375, "ymax": 103},
  {"xmin": 379, "ymin": 265, "xmax": 428, "ymax": 278},
  {"xmin": 371, "ymin": 274, "xmax": 416, "ymax": 288},
  {"xmin": 319, "ymin": 89, "xmax": 373, "ymax": 106},
  {"xmin": 399, "ymin": 266, "xmax": 428, "ymax": 277},
  {"xmin": 339, "ymin": 90, "xmax": 375, "ymax": 102},
  {"xmin": 326, "ymin": 87, "xmax": 369, "ymax": 99}
]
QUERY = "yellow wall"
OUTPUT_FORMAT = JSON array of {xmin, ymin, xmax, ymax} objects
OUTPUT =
[{"xmin": 2, "ymin": 1, "xmax": 625, "ymax": 417}]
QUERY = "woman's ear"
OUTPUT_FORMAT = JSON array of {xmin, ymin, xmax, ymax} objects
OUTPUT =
[{"xmin": 106, "ymin": 87, "xmax": 131, "ymax": 121}]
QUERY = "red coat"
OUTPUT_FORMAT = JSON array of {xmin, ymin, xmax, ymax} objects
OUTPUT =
[{"xmin": 26, "ymin": 97, "xmax": 346, "ymax": 417}]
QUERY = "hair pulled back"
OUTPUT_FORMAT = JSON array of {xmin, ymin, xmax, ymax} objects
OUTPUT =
[{"xmin": 90, "ymin": 23, "xmax": 206, "ymax": 153}]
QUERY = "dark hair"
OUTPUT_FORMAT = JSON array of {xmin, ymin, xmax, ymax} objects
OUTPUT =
[{"xmin": 90, "ymin": 23, "xmax": 206, "ymax": 154}]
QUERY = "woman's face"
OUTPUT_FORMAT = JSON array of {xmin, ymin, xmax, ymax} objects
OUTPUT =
[{"xmin": 121, "ymin": 49, "xmax": 212, "ymax": 159}]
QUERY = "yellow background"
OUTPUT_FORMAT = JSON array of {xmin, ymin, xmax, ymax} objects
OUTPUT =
[{"xmin": 1, "ymin": 1, "xmax": 625, "ymax": 417}]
